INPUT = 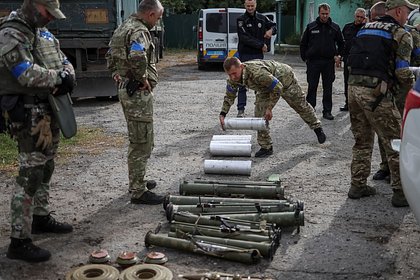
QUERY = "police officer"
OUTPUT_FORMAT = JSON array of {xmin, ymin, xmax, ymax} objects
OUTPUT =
[
  {"xmin": 219, "ymin": 57, "xmax": 326, "ymax": 158},
  {"xmin": 300, "ymin": 3, "xmax": 344, "ymax": 120},
  {"xmin": 0, "ymin": 0, "xmax": 75, "ymax": 262},
  {"xmin": 236, "ymin": 0, "xmax": 276, "ymax": 118},
  {"xmin": 106, "ymin": 0, "xmax": 164, "ymax": 204},
  {"xmin": 340, "ymin": 8, "xmax": 366, "ymax": 112},
  {"xmin": 346, "ymin": 0, "xmax": 417, "ymax": 207}
]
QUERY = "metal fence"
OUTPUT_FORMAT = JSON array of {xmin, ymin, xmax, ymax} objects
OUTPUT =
[{"xmin": 163, "ymin": 13, "xmax": 198, "ymax": 49}]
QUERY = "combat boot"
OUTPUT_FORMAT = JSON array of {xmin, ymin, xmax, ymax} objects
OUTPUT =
[
  {"xmin": 237, "ymin": 110, "xmax": 245, "ymax": 118},
  {"xmin": 372, "ymin": 169, "xmax": 390, "ymax": 182},
  {"xmin": 32, "ymin": 213, "xmax": 73, "ymax": 234},
  {"xmin": 314, "ymin": 127, "xmax": 326, "ymax": 144},
  {"xmin": 131, "ymin": 191, "xmax": 163, "ymax": 205},
  {"xmin": 255, "ymin": 147, "xmax": 273, "ymax": 158},
  {"xmin": 348, "ymin": 185, "xmax": 376, "ymax": 199},
  {"xmin": 129, "ymin": 180, "xmax": 157, "ymax": 193},
  {"xmin": 391, "ymin": 189, "xmax": 409, "ymax": 207},
  {"xmin": 7, "ymin": 238, "xmax": 51, "ymax": 262}
]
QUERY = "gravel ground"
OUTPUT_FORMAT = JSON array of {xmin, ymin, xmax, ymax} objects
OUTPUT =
[{"xmin": 0, "ymin": 50, "xmax": 419, "ymax": 280}]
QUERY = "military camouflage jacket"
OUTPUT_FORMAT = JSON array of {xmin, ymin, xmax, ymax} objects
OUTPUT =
[
  {"xmin": 0, "ymin": 10, "xmax": 73, "ymax": 96},
  {"xmin": 405, "ymin": 25, "xmax": 420, "ymax": 67},
  {"xmin": 221, "ymin": 60, "xmax": 294, "ymax": 115},
  {"xmin": 106, "ymin": 15, "xmax": 158, "ymax": 89}
]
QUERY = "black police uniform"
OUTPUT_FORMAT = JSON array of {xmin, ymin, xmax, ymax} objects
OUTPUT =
[
  {"xmin": 300, "ymin": 17, "xmax": 344, "ymax": 117},
  {"xmin": 342, "ymin": 21, "xmax": 364, "ymax": 109},
  {"xmin": 236, "ymin": 11, "xmax": 276, "ymax": 112}
]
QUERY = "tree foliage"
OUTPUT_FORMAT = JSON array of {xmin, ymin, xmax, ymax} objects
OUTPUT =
[{"xmin": 161, "ymin": 0, "xmax": 277, "ymax": 14}]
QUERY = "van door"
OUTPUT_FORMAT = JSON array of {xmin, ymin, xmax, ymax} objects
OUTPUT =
[{"xmin": 198, "ymin": 8, "xmax": 245, "ymax": 68}]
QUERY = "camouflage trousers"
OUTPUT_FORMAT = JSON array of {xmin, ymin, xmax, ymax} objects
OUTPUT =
[
  {"xmin": 348, "ymin": 85, "xmax": 402, "ymax": 189},
  {"xmin": 11, "ymin": 106, "xmax": 59, "ymax": 239},
  {"xmin": 254, "ymin": 80, "xmax": 321, "ymax": 149},
  {"xmin": 377, "ymin": 90, "xmax": 406, "ymax": 171},
  {"xmin": 119, "ymin": 88, "xmax": 154, "ymax": 199}
]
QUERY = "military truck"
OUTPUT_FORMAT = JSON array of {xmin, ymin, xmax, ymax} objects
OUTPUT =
[{"xmin": 0, "ymin": 0, "xmax": 164, "ymax": 98}]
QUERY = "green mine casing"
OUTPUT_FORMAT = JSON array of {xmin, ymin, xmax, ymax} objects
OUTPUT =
[
  {"xmin": 169, "ymin": 222, "xmax": 274, "ymax": 243},
  {"xmin": 163, "ymin": 195, "xmax": 293, "ymax": 210},
  {"xmin": 168, "ymin": 231, "xmax": 275, "ymax": 259},
  {"xmin": 144, "ymin": 232, "xmax": 262, "ymax": 264},
  {"xmin": 179, "ymin": 182, "xmax": 284, "ymax": 199}
]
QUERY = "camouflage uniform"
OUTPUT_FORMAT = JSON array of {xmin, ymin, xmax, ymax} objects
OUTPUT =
[
  {"xmin": 106, "ymin": 15, "xmax": 158, "ymax": 199},
  {"xmin": 377, "ymin": 25, "xmax": 420, "ymax": 173},
  {"xmin": 348, "ymin": 17, "xmax": 414, "ymax": 191},
  {"xmin": 0, "ymin": 10, "xmax": 75, "ymax": 239},
  {"xmin": 221, "ymin": 60, "xmax": 321, "ymax": 149}
]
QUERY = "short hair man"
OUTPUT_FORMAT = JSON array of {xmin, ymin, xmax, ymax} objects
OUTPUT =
[
  {"xmin": 219, "ymin": 57, "xmax": 326, "ymax": 158},
  {"xmin": 106, "ymin": 0, "xmax": 164, "ymax": 204},
  {"xmin": 340, "ymin": 8, "xmax": 366, "ymax": 112},
  {"xmin": 300, "ymin": 3, "xmax": 345, "ymax": 120},
  {"xmin": 346, "ymin": 0, "xmax": 417, "ymax": 207},
  {"xmin": 0, "ymin": 0, "xmax": 76, "ymax": 262},
  {"xmin": 235, "ymin": 0, "xmax": 276, "ymax": 118}
]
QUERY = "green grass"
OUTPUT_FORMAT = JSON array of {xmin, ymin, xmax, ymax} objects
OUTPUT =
[
  {"xmin": 0, "ymin": 133, "xmax": 18, "ymax": 169},
  {"xmin": 0, "ymin": 127, "xmax": 123, "ymax": 172}
]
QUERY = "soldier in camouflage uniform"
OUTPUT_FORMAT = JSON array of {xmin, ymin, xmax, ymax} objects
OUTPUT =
[
  {"xmin": 346, "ymin": 0, "xmax": 416, "ymax": 207},
  {"xmin": 373, "ymin": 21, "xmax": 420, "ymax": 182},
  {"xmin": 219, "ymin": 57, "xmax": 326, "ymax": 158},
  {"xmin": 0, "ymin": 0, "xmax": 76, "ymax": 262},
  {"xmin": 106, "ymin": 0, "xmax": 164, "ymax": 204}
]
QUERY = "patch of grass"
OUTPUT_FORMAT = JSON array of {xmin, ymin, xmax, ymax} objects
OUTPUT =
[
  {"xmin": 0, "ymin": 127, "xmax": 125, "ymax": 172},
  {"xmin": 0, "ymin": 133, "xmax": 18, "ymax": 171}
]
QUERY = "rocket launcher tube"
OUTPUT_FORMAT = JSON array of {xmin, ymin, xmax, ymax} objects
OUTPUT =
[{"xmin": 145, "ymin": 231, "xmax": 262, "ymax": 264}]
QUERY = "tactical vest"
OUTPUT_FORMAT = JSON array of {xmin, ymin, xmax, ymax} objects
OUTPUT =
[
  {"xmin": 347, "ymin": 20, "xmax": 398, "ymax": 83},
  {"xmin": 108, "ymin": 16, "xmax": 155, "ymax": 78},
  {"xmin": 0, "ymin": 15, "xmax": 62, "ymax": 96}
]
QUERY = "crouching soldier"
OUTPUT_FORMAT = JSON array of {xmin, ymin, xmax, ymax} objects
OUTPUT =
[{"xmin": 219, "ymin": 57, "xmax": 326, "ymax": 158}]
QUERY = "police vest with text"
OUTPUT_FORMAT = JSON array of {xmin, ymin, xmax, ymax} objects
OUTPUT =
[{"xmin": 347, "ymin": 18, "xmax": 400, "ymax": 84}]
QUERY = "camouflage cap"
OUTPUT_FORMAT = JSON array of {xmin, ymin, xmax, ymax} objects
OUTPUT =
[
  {"xmin": 34, "ymin": 0, "xmax": 66, "ymax": 19},
  {"xmin": 385, "ymin": 0, "xmax": 418, "ymax": 10}
]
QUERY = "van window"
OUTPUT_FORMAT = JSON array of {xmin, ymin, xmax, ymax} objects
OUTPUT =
[{"xmin": 206, "ymin": 12, "xmax": 243, "ymax": 33}]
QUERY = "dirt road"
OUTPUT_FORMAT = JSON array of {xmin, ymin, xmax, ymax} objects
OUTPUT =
[{"xmin": 0, "ymin": 51, "xmax": 419, "ymax": 280}]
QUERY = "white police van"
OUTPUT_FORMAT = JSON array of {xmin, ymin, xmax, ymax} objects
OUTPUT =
[{"xmin": 195, "ymin": 8, "xmax": 276, "ymax": 70}]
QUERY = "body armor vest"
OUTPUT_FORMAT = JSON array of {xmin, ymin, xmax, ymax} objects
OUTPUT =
[
  {"xmin": 0, "ymin": 14, "xmax": 62, "ymax": 96},
  {"xmin": 347, "ymin": 20, "xmax": 398, "ymax": 82}
]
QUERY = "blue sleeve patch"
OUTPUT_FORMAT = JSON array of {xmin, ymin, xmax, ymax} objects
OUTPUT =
[
  {"xmin": 226, "ymin": 84, "xmax": 236, "ymax": 93},
  {"xmin": 40, "ymin": 30, "xmax": 54, "ymax": 41},
  {"xmin": 131, "ymin": 42, "xmax": 145, "ymax": 51},
  {"xmin": 395, "ymin": 59, "xmax": 409, "ymax": 69},
  {"xmin": 11, "ymin": 61, "xmax": 32, "ymax": 79},
  {"xmin": 268, "ymin": 78, "xmax": 279, "ymax": 90},
  {"xmin": 413, "ymin": 48, "xmax": 420, "ymax": 57},
  {"xmin": 357, "ymin": 29, "xmax": 392, "ymax": 40},
  {"xmin": 62, "ymin": 59, "xmax": 70, "ymax": 65}
]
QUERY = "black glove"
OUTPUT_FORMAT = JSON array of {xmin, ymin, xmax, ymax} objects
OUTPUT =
[
  {"xmin": 126, "ymin": 79, "xmax": 143, "ymax": 96},
  {"xmin": 55, "ymin": 71, "xmax": 75, "ymax": 95}
]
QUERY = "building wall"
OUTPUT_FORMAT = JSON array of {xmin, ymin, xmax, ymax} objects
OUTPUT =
[{"xmin": 300, "ymin": 0, "xmax": 366, "ymax": 31}]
